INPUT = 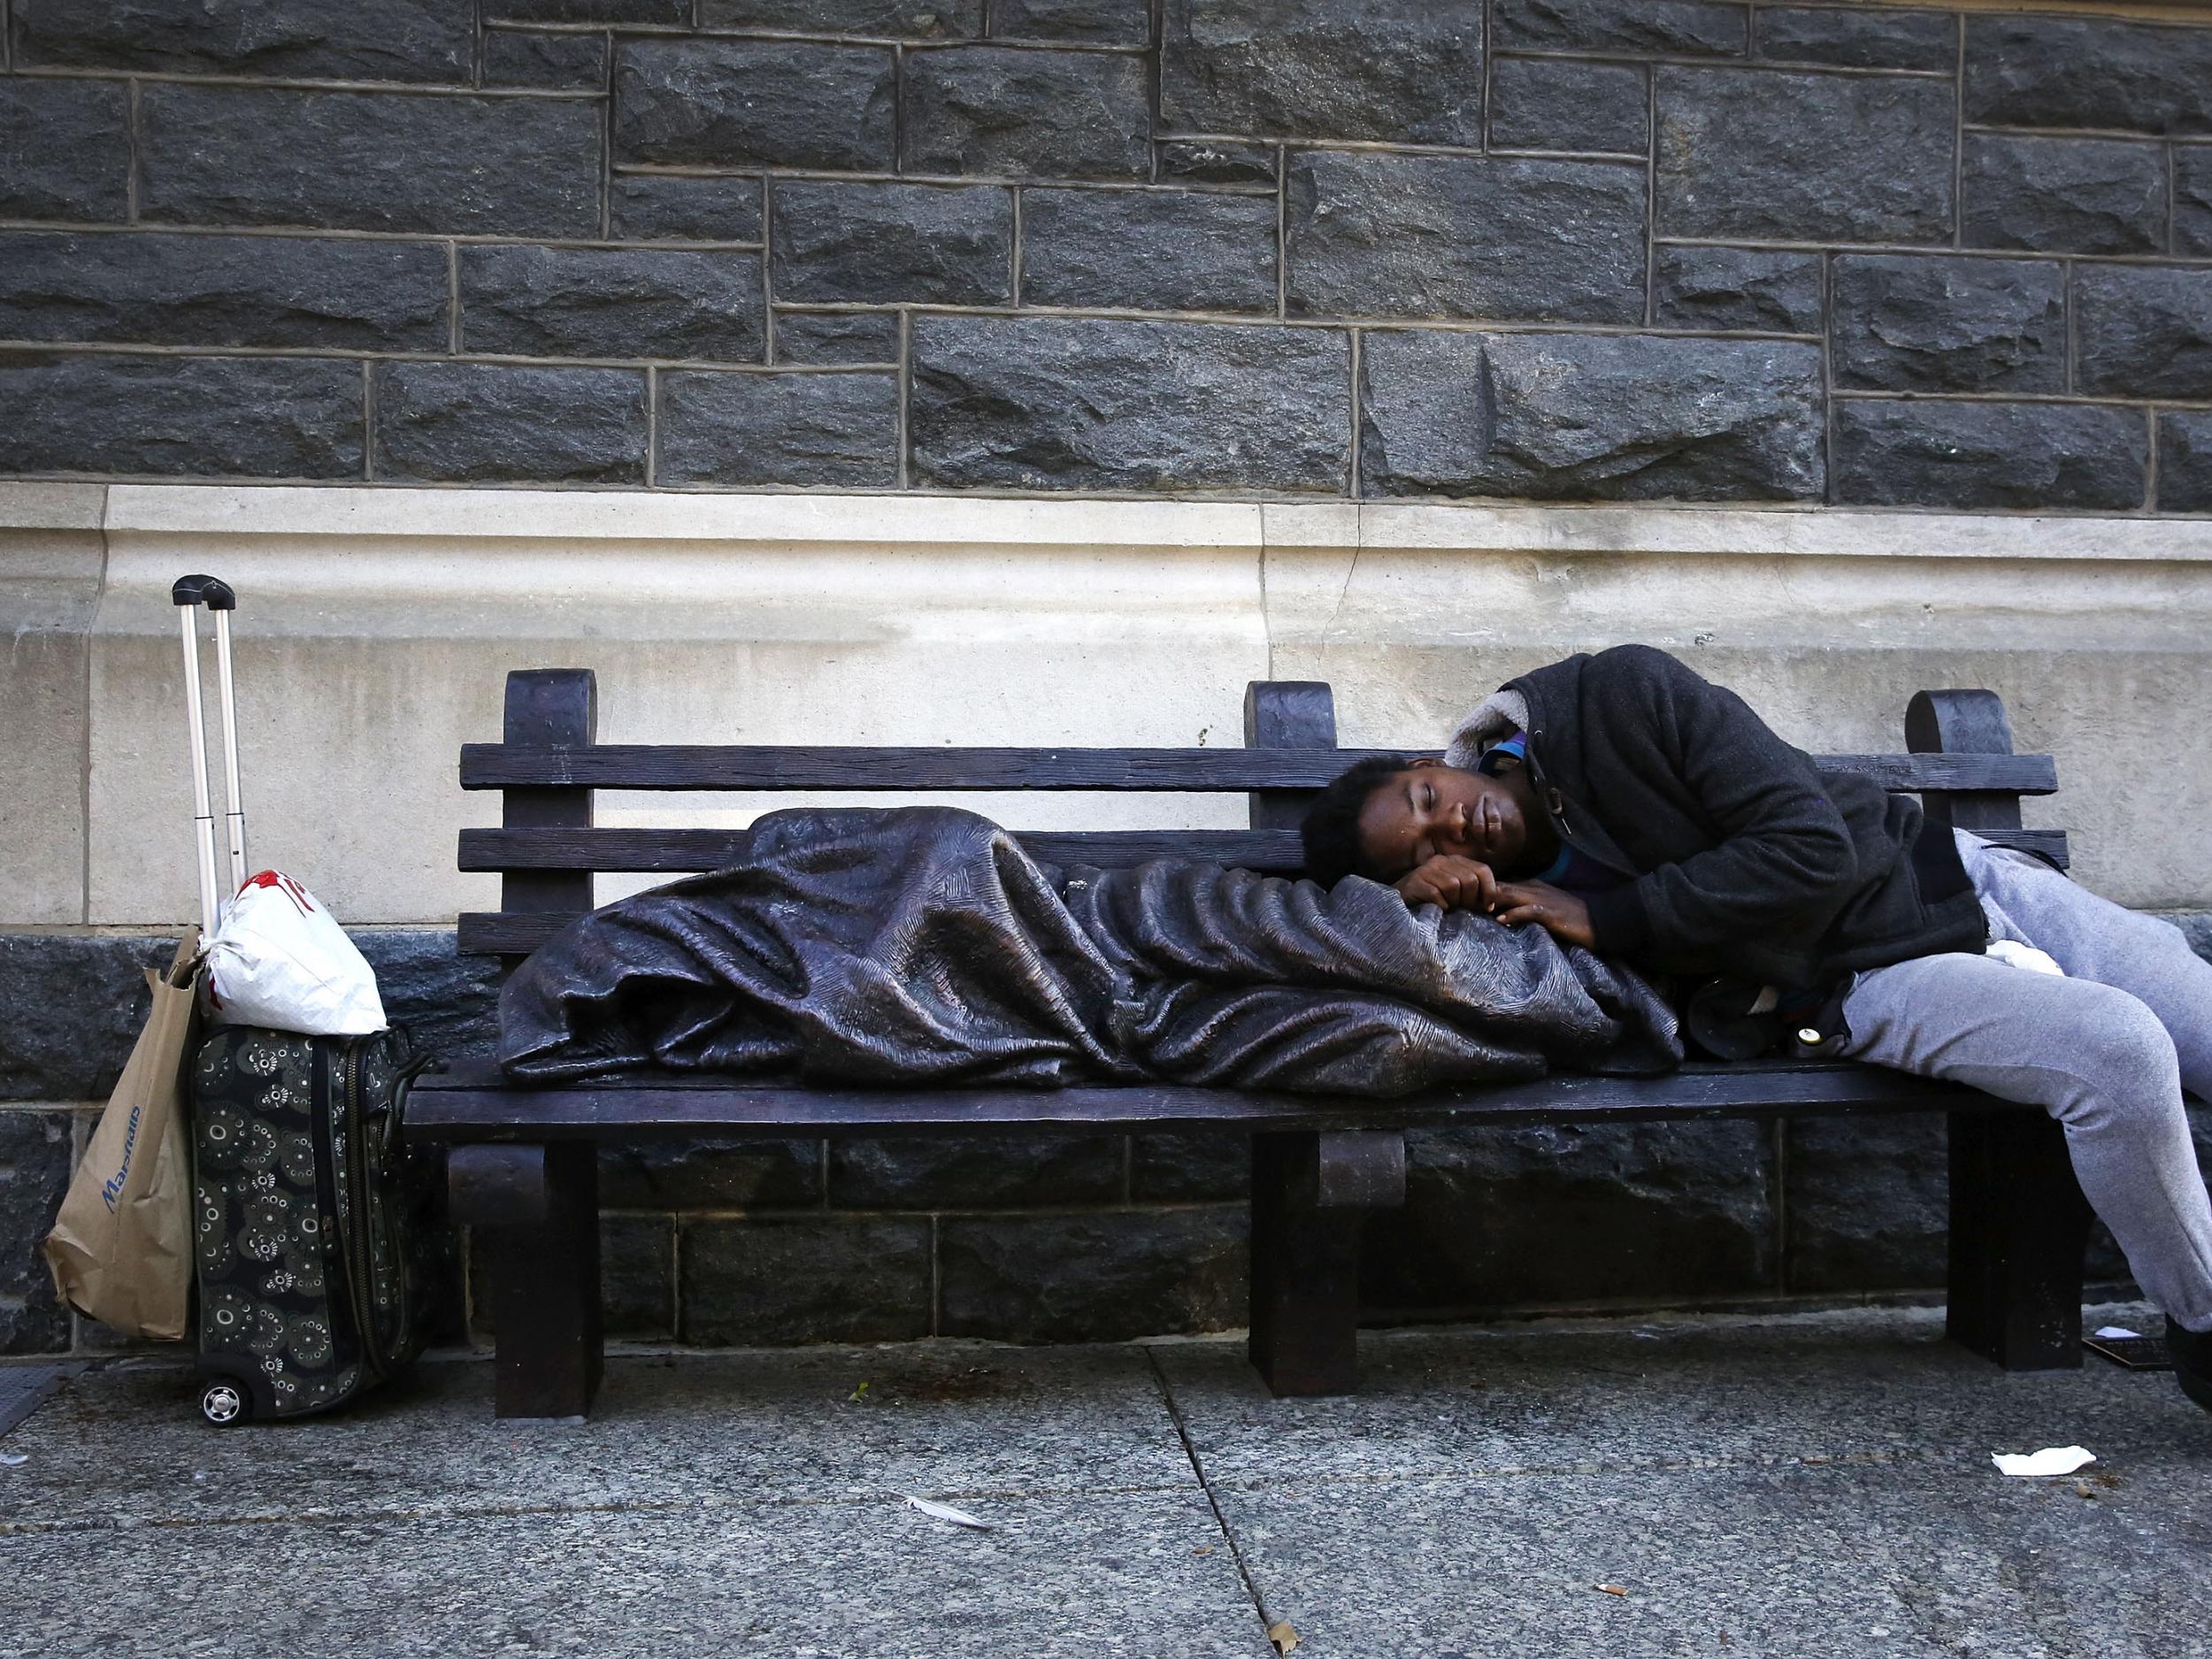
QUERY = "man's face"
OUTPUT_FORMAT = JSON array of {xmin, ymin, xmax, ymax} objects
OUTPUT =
[{"xmin": 1355, "ymin": 759, "xmax": 1539, "ymax": 881}]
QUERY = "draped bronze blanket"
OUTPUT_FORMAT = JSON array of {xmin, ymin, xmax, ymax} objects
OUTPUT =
[{"xmin": 498, "ymin": 807, "xmax": 1682, "ymax": 1094}]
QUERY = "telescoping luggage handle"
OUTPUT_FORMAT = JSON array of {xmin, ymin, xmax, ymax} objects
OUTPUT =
[{"xmin": 173, "ymin": 575, "xmax": 247, "ymax": 941}]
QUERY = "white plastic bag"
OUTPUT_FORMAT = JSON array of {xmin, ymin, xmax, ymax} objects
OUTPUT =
[{"xmin": 204, "ymin": 870, "xmax": 387, "ymax": 1036}]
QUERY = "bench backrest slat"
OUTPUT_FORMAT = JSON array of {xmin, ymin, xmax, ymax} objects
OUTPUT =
[
  {"xmin": 459, "ymin": 744, "xmax": 2058, "ymax": 797},
  {"xmin": 462, "ymin": 826, "xmax": 1308, "ymax": 874}
]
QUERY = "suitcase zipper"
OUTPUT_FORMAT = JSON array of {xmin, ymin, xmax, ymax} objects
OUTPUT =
[
  {"xmin": 337, "ymin": 1038, "xmax": 387, "ymax": 1385},
  {"xmin": 376, "ymin": 1041, "xmax": 428, "ymax": 1377}
]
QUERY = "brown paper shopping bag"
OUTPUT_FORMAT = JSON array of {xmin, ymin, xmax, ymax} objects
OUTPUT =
[{"xmin": 43, "ymin": 932, "xmax": 201, "ymax": 1341}]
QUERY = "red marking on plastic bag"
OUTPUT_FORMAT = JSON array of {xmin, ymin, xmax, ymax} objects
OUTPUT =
[{"xmin": 236, "ymin": 870, "xmax": 316, "ymax": 914}]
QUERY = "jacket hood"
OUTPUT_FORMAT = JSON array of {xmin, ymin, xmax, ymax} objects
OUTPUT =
[{"xmin": 1442, "ymin": 688, "xmax": 1530, "ymax": 770}]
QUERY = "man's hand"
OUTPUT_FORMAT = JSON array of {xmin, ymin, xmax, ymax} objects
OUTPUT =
[
  {"xmin": 1394, "ymin": 855, "xmax": 1499, "ymax": 912},
  {"xmin": 1492, "ymin": 880, "xmax": 1596, "ymax": 950}
]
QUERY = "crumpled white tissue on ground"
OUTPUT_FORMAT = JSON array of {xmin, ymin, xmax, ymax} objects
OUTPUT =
[{"xmin": 1992, "ymin": 1447, "xmax": 2096, "ymax": 1478}]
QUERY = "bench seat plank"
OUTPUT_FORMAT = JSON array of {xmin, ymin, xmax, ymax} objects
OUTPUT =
[
  {"xmin": 408, "ymin": 1059, "xmax": 2006, "ymax": 1139},
  {"xmin": 460, "ymin": 744, "xmax": 2058, "ymax": 796}
]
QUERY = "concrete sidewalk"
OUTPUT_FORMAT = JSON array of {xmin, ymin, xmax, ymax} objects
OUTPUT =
[{"xmin": 2, "ymin": 1302, "xmax": 2208, "ymax": 1659}]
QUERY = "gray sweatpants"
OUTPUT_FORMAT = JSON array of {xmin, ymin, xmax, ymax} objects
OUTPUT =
[{"xmin": 1839, "ymin": 831, "xmax": 2212, "ymax": 1333}]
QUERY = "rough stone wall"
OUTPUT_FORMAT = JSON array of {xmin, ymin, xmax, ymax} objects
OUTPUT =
[
  {"xmin": 4, "ymin": 0, "xmax": 2212, "ymax": 508},
  {"xmin": 4, "ymin": 923, "xmax": 2206, "ymax": 1356}
]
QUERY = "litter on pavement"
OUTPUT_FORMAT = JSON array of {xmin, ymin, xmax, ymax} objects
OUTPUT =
[{"xmin": 1992, "ymin": 1447, "xmax": 2096, "ymax": 1478}]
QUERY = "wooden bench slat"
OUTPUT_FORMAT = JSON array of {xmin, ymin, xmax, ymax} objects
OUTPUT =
[
  {"xmin": 460, "ymin": 826, "xmax": 1308, "ymax": 874},
  {"xmin": 458, "ymin": 823, "xmax": 2070, "ymax": 878},
  {"xmin": 459, "ymin": 743, "xmax": 2059, "ymax": 796},
  {"xmin": 407, "ymin": 1058, "xmax": 2015, "ymax": 1138}
]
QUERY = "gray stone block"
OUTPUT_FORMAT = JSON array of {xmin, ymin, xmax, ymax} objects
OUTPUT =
[
  {"xmin": 0, "ymin": 353, "xmax": 364, "ymax": 479},
  {"xmin": 488, "ymin": 0, "xmax": 685, "ymax": 19},
  {"xmin": 902, "ymin": 44, "xmax": 1148, "ymax": 180},
  {"xmin": 910, "ymin": 314, "xmax": 1349, "ymax": 492},
  {"xmin": 459, "ymin": 244, "xmax": 765, "ymax": 363},
  {"xmin": 770, "ymin": 180, "xmax": 1012, "ymax": 306},
  {"xmin": 827, "ymin": 1133, "xmax": 1124, "ymax": 1209},
  {"xmin": 613, "ymin": 38, "xmax": 895, "ymax": 172},
  {"xmin": 611, "ymin": 176, "xmax": 764, "ymax": 245},
  {"xmin": 2177, "ymin": 149, "xmax": 2212, "ymax": 259},
  {"xmin": 72, "ymin": 1310, "xmax": 153, "ymax": 1354},
  {"xmin": 1833, "ymin": 399, "xmax": 2148, "ymax": 512},
  {"xmin": 1362, "ymin": 1120, "xmax": 1772, "ymax": 1313},
  {"xmin": 466, "ymin": 1213, "xmax": 674, "ymax": 1340},
  {"xmin": 1130, "ymin": 1130, "xmax": 1248, "ymax": 1202},
  {"xmin": 1965, "ymin": 14, "xmax": 2212, "ymax": 137},
  {"xmin": 1651, "ymin": 245, "xmax": 1823, "ymax": 335},
  {"xmin": 700, "ymin": 0, "xmax": 981, "ymax": 33},
  {"xmin": 0, "ymin": 928, "xmax": 484, "ymax": 1094},
  {"xmin": 597, "ymin": 1137, "xmax": 821, "ymax": 1210},
  {"xmin": 0, "ymin": 231, "xmax": 450, "ymax": 352},
  {"xmin": 1960, "ymin": 135, "xmax": 2168, "ymax": 257},
  {"xmin": 140, "ymin": 85, "xmax": 602, "ymax": 238},
  {"xmin": 1489, "ymin": 58, "xmax": 1648, "ymax": 156},
  {"xmin": 1360, "ymin": 330, "xmax": 1824, "ymax": 503},
  {"xmin": 1495, "ymin": 0, "xmax": 1746, "ymax": 58},
  {"xmin": 653, "ymin": 365, "xmax": 898, "ymax": 485},
  {"xmin": 2158, "ymin": 412, "xmax": 2212, "ymax": 515},
  {"xmin": 482, "ymin": 28, "xmax": 608, "ymax": 90},
  {"xmin": 0, "ymin": 1110, "xmax": 73, "ymax": 1354},
  {"xmin": 0, "ymin": 933, "xmax": 179, "ymax": 1101},
  {"xmin": 2163, "ymin": 911, "xmax": 2212, "ymax": 964},
  {"xmin": 680, "ymin": 1215, "xmax": 932, "ymax": 1344},
  {"xmin": 1156, "ymin": 139, "xmax": 1277, "ymax": 190},
  {"xmin": 1782, "ymin": 1114, "xmax": 1946, "ymax": 1293},
  {"xmin": 1161, "ymin": 0, "xmax": 1485, "ymax": 147},
  {"xmin": 1655, "ymin": 65, "xmax": 1954, "ymax": 244},
  {"xmin": 0, "ymin": 79, "xmax": 129, "ymax": 223},
  {"xmin": 357, "ymin": 930, "xmax": 502, "ymax": 1064},
  {"xmin": 1020, "ymin": 188, "xmax": 1277, "ymax": 313},
  {"xmin": 990, "ymin": 0, "xmax": 1148, "ymax": 44},
  {"xmin": 2075, "ymin": 265, "xmax": 2212, "ymax": 399},
  {"xmin": 657, "ymin": 370, "xmax": 899, "ymax": 488},
  {"xmin": 412, "ymin": 1164, "xmax": 468, "ymax": 1347},
  {"xmin": 1754, "ymin": 5, "xmax": 1954, "ymax": 72},
  {"xmin": 1830, "ymin": 254, "xmax": 2067, "ymax": 396},
  {"xmin": 936, "ymin": 1207, "xmax": 1246, "ymax": 1341},
  {"xmin": 603, "ymin": 1215, "xmax": 675, "ymax": 1338},
  {"xmin": 1285, "ymin": 150, "xmax": 1645, "ymax": 324},
  {"xmin": 772, "ymin": 311, "xmax": 900, "ymax": 365},
  {"xmin": 13, "ymin": 0, "xmax": 473, "ymax": 83},
  {"xmin": 373, "ymin": 363, "xmax": 649, "ymax": 484}
]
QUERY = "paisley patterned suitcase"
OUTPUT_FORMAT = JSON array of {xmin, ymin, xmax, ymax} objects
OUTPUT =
[{"xmin": 189, "ymin": 1025, "xmax": 433, "ymax": 1424}]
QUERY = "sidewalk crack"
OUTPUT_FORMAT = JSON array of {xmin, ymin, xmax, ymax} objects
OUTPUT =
[{"xmin": 1144, "ymin": 1347, "xmax": 1276, "ymax": 1648}]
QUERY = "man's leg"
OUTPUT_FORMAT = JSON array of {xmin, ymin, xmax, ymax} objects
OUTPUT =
[
  {"xmin": 1839, "ymin": 950, "xmax": 2212, "ymax": 1334},
  {"xmin": 1956, "ymin": 833, "xmax": 2212, "ymax": 1100}
]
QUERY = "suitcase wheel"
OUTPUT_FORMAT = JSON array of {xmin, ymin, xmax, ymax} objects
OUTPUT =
[{"xmin": 199, "ymin": 1381, "xmax": 251, "ymax": 1426}]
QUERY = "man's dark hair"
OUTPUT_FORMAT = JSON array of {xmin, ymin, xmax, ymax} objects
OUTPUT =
[{"xmin": 1299, "ymin": 755, "xmax": 1410, "ymax": 887}]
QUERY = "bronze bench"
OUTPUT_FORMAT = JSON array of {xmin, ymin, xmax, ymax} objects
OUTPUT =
[{"xmin": 411, "ymin": 669, "xmax": 2090, "ymax": 1419}]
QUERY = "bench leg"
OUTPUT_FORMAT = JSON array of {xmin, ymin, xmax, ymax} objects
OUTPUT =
[
  {"xmin": 1248, "ymin": 1130, "xmax": 1405, "ymax": 1396},
  {"xmin": 454, "ymin": 1141, "xmax": 604, "ymax": 1418},
  {"xmin": 1947, "ymin": 1110, "xmax": 2092, "ymax": 1371}
]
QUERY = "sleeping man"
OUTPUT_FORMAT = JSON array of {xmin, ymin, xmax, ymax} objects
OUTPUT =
[{"xmin": 1299, "ymin": 643, "xmax": 2212, "ymax": 1417}]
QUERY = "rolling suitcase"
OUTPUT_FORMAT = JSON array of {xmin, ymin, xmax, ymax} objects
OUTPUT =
[{"xmin": 173, "ymin": 575, "xmax": 435, "ymax": 1425}]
